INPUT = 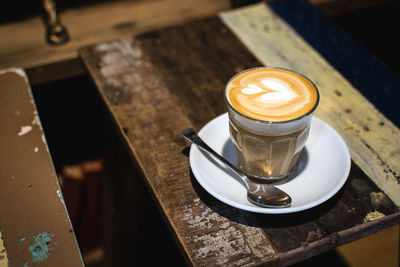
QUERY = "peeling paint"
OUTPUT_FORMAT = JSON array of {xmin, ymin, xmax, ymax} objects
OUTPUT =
[
  {"xmin": 18, "ymin": 126, "xmax": 32, "ymax": 136},
  {"xmin": 41, "ymin": 135, "xmax": 50, "ymax": 152},
  {"xmin": 181, "ymin": 198, "xmax": 274, "ymax": 265},
  {"xmin": 0, "ymin": 228, "xmax": 9, "ymax": 267},
  {"xmin": 95, "ymin": 39, "xmax": 141, "ymax": 57},
  {"xmin": 31, "ymin": 115, "xmax": 41, "ymax": 129},
  {"xmin": 0, "ymin": 68, "xmax": 28, "ymax": 83},
  {"xmin": 57, "ymin": 190, "xmax": 64, "ymax": 203},
  {"xmin": 370, "ymin": 192, "xmax": 386, "ymax": 206},
  {"xmin": 364, "ymin": 211, "xmax": 385, "ymax": 222},
  {"xmin": 95, "ymin": 38, "xmax": 146, "ymax": 106},
  {"xmin": 28, "ymin": 233, "xmax": 55, "ymax": 262}
]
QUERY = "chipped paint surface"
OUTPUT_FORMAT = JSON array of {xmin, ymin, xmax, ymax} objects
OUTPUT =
[
  {"xmin": 370, "ymin": 192, "xmax": 386, "ymax": 206},
  {"xmin": 17, "ymin": 126, "xmax": 32, "ymax": 136},
  {"xmin": 181, "ymin": 198, "xmax": 274, "ymax": 266},
  {"xmin": 95, "ymin": 39, "xmax": 146, "ymax": 106},
  {"xmin": 29, "ymin": 233, "xmax": 53, "ymax": 262},
  {"xmin": 0, "ymin": 68, "xmax": 83, "ymax": 266},
  {"xmin": 0, "ymin": 228, "xmax": 9, "ymax": 267},
  {"xmin": 57, "ymin": 190, "xmax": 64, "ymax": 203},
  {"xmin": 364, "ymin": 211, "xmax": 385, "ymax": 222},
  {"xmin": 40, "ymin": 134, "xmax": 50, "ymax": 152},
  {"xmin": 31, "ymin": 114, "xmax": 43, "ymax": 132},
  {"xmin": 0, "ymin": 68, "xmax": 28, "ymax": 83},
  {"xmin": 24, "ymin": 233, "xmax": 55, "ymax": 263}
]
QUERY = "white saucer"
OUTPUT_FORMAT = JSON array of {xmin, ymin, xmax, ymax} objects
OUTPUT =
[{"xmin": 189, "ymin": 113, "xmax": 351, "ymax": 214}]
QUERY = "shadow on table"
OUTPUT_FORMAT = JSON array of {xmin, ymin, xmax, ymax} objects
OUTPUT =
[
  {"xmin": 189, "ymin": 167, "xmax": 344, "ymax": 228},
  {"xmin": 183, "ymin": 143, "xmax": 342, "ymax": 229},
  {"xmin": 184, "ymin": 141, "xmax": 397, "ymax": 233}
]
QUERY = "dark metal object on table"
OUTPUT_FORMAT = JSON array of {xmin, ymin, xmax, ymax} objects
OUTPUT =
[{"xmin": 42, "ymin": 0, "xmax": 69, "ymax": 45}]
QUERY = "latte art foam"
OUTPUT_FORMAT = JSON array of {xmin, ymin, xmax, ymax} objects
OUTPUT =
[{"xmin": 226, "ymin": 68, "xmax": 318, "ymax": 121}]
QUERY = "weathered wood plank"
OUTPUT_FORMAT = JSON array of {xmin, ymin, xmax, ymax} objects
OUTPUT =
[
  {"xmin": 257, "ymin": 163, "xmax": 398, "ymax": 253},
  {"xmin": 80, "ymin": 21, "xmax": 276, "ymax": 266},
  {"xmin": 268, "ymin": 0, "xmax": 400, "ymax": 126},
  {"xmin": 220, "ymin": 3, "xmax": 400, "ymax": 206},
  {"xmin": 79, "ymin": 13, "xmax": 399, "ymax": 265},
  {"xmin": 0, "ymin": 69, "xmax": 83, "ymax": 266},
  {"xmin": 0, "ymin": 0, "xmax": 230, "ymax": 70}
]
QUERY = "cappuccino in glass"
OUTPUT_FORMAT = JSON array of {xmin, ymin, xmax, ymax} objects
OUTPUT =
[{"xmin": 225, "ymin": 67, "xmax": 319, "ymax": 181}]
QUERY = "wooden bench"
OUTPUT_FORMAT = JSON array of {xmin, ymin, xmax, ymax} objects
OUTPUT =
[{"xmin": 0, "ymin": 69, "xmax": 83, "ymax": 266}]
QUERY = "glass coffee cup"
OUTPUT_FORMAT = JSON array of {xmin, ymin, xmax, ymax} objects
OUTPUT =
[{"xmin": 224, "ymin": 67, "xmax": 319, "ymax": 182}]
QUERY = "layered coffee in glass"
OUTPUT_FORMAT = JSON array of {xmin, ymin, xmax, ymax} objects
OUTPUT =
[{"xmin": 225, "ymin": 67, "xmax": 319, "ymax": 182}]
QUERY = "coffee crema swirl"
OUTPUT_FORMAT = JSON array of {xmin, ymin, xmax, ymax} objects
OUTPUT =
[{"xmin": 226, "ymin": 68, "xmax": 318, "ymax": 122}]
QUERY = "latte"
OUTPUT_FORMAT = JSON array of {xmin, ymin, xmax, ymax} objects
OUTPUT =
[
  {"xmin": 225, "ymin": 67, "xmax": 319, "ymax": 181},
  {"xmin": 226, "ymin": 68, "xmax": 318, "ymax": 122}
]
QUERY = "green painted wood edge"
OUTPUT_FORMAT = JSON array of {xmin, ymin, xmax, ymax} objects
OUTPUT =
[{"xmin": 220, "ymin": 4, "xmax": 400, "ymax": 206}]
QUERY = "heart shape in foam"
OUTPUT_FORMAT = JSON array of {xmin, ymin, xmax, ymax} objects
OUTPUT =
[{"xmin": 241, "ymin": 78, "xmax": 297, "ymax": 103}]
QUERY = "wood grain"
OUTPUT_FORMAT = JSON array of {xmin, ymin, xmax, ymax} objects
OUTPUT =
[
  {"xmin": 80, "ymin": 29, "xmax": 275, "ymax": 265},
  {"xmin": 220, "ymin": 3, "xmax": 400, "ymax": 206},
  {"xmin": 79, "ymin": 13, "xmax": 400, "ymax": 265},
  {"xmin": 0, "ymin": 0, "xmax": 395, "ymax": 74},
  {"xmin": 0, "ymin": 0, "xmax": 230, "ymax": 70}
]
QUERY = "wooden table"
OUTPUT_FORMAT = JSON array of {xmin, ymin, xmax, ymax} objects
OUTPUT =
[{"xmin": 79, "ymin": 0, "xmax": 400, "ymax": 265}]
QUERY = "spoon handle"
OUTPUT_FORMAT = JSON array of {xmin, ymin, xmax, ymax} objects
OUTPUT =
[
  {"xmin": 182, "ymin": 128, "xmax": 292, "ymax": 208},
  {"xmin": 182, "ymin": 128, "xmax": 245, "ymax": 178}
]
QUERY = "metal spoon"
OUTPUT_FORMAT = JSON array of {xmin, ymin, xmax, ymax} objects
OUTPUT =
[{"xmin": 182, "ymin": 128, "xmax": 292, "ymax": 208}]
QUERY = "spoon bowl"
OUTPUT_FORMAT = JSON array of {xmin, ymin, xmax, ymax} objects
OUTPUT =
[{"xmin": 182, "ymin": 128, "xmax": 291, "ymax": 208}]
